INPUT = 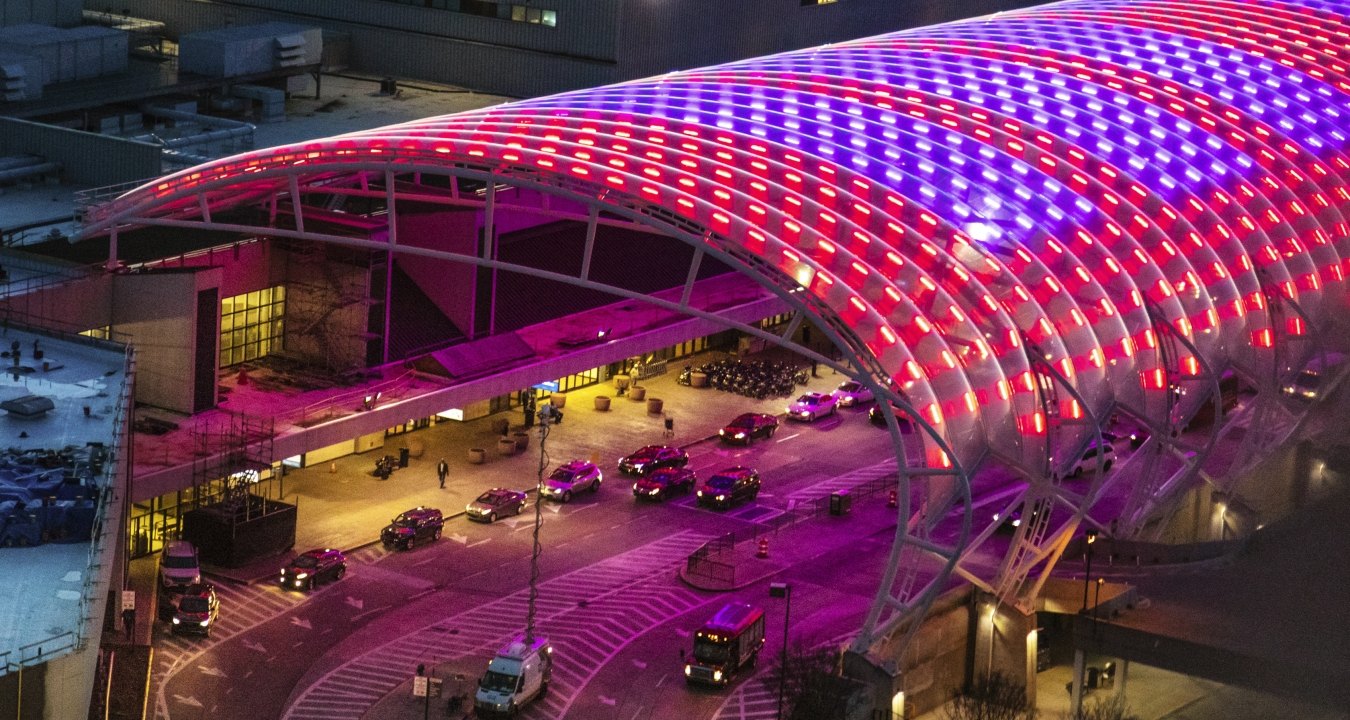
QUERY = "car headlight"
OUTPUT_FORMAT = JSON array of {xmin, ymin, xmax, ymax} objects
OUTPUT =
[
  {"xmin": 716, "ymin": 495, "xmax": 726, "ymax": 501},
  {"xmin": 713, "ymin": 670, "xmax": 723, "ymax": 682},
  {"xmin": 697, "ymin": 490, "xmax": 703, "ymax": 496},
  {"xmin": 734, "ymin": 432, "xmax": 746, "ymax": 439},
  {"xmin": 684, "ymin": 665, "xmax": 692, "ymax": 676},
  {"xmin": 171, "ymin": 617, "xmax": 180, "ymax": 625},
  {"xmin": 296, "ymin": 572, "xmax": 309, "ymax": 579},
  {"xmin": 199, "ymin": 620, "xmax": 210, "ymax": 627}
]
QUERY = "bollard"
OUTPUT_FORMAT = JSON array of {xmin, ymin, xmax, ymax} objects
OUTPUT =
[
  {"xmin": 757, "ymin": 537, "xmax": 769, "ymax": 559},
  {"xmin": 330, "ymin": 462, "xmax": 337, "ymax": 473},
  {"xmin": 887, "ymin": 489, "xmax": 898, "ymax": 508}
]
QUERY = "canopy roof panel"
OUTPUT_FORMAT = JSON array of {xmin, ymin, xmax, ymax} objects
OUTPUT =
[{"xmin": 86, "ymin": 0, "xmax": 1350, "ymax": 470}]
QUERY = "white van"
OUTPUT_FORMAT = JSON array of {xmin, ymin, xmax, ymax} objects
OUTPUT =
[{"xmin": 475, "ymin": 634, "xmax": 552, "ymax": 716}]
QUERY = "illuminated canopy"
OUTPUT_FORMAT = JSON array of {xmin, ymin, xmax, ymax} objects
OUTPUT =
[{"xmin": 83, "ymin": 0, "xmax": 1350, "ymax": 651}]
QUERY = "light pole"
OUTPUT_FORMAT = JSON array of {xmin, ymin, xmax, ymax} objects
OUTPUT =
[
  {"xmin": 1081, "ymin": 529, "xmax": 1098, "ymax": 613},
  {"xmin": 770, "ymin": 582, "xmax": 791, "ymax": 719}
]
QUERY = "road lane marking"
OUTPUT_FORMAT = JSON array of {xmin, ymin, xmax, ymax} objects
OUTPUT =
[{"xmin": 776, "ymin": 433, "xmax": 801, "ymax": 443}]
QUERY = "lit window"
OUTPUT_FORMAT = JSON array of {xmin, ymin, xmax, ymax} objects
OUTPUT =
[{"xmin": 220, "ymin": 285, "xmax": 286, "ymax": 368}]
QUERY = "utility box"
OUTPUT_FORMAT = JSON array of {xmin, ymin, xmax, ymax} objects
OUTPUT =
[
  {"xmin": 829, "ymin": 491, "xmax": 851, "ymax": 516},
  {"xmin": 179, "ymin": 22, "xmax": 321, "ymax": 78}
]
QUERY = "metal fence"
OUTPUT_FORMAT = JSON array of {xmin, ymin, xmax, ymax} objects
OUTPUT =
[{"xmin": 683, "ymin": 470, "xmax": 900, "ymax": 582}]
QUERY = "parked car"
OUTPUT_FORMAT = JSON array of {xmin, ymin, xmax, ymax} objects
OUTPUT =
[
  {"xmin": 1066, "ymin": 443, "xmax": 1116, "ymax": 478},
  {"xmin": 867, "ymin": 402, "xmax": 914, "ymax": 432},
  {"xmin": 697, "ymin": 467, "xmax": 761, "ymax": 509},
  {"xmin": 786, "ymin": 392, "xmax": 838, "ymax": 422},
  {"xmin": 718, "ymin": 413, "xmax": 780, "ymax": 445},
  {"xmin": 279, "ymin": 548, "xmax": 348, "ymax": 591},
  {"xmin": 617, "ymin": 445, "xmax": 690, "ymax": 476},
  {"xmin": 633, "ymin": 467, "xmax": 698, "ymax": 501},
  {"xmin": 832, "ymin": 380, "xmax": 874, "ymax": 407},
  {"xmin": 381, "ymin": 506, "xmax": 445, "ymax": 550},
  {"xmin": 159, "ymin": 540, "xmax": 201, "ymax": 592},
  {"xmin": 540, "ymin": 460, "xmax": 602, "ymax": 502},
  {"xmin": 170, "ymin": 583, "xmax": 219, "ymax": 637},
  {"xmin": 466, "ymin": 488, "xmax": 528, "ymax": 523},
  {"xmin": 993, "ymin": 500, "xmax": 1045, "ymax": 533}
]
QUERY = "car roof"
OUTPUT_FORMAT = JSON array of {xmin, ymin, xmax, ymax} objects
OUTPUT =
[
  {"xmin": 402, "ymin": 506, "xmax": 441, "ymax": 517},
  {"xmin": 164, "ymin": 540, "xmax": 196, "ymax": 556},
  {"xmin": 559, "ymin": 460, "xmax": 593, "ymax": 469},
  {"xmin": 300, "ymin": 547, "xmax": 340, "ymax": 558},
  {"xmin": 712, "ymin": 466, "xmax": 754, "ymax": 478},
  {"xmin": 181, "ymin": 582, "xmax": 214, "ymax": 597}
]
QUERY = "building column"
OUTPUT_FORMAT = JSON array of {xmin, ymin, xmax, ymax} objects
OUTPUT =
[{"xmin": 1070, "ymin": 648, "xmax": 1086, "ymax": 716}]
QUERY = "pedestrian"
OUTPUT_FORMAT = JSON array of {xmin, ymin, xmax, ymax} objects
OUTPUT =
[
  {"xmin": 664, "ymin": 414, "xmax": 674, "ymax": 439},
  {"xmin": 121, "ymin": 606, "xmax": 135, "ymax": 641},
  {"xmin": 436, "ymin": 457, "xmax": 449, "ymax": 489}
]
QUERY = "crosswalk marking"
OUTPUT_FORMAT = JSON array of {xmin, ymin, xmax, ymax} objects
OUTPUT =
[{"xmin": 282, "ymin": 530, "xmax": 716, "ymax": 720}]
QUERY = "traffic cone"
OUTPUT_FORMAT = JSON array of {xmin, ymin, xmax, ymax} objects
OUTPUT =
[
  {"xmin": 887, "ymin": 489, "xmax": 898, "ymax": 508},
  {"xmin": 757, "ymin": 537, "xmax": 769, "ymax": 559}
]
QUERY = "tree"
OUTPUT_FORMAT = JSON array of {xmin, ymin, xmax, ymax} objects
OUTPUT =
[
  {"xmin": 1059, "ymin": 694, "xmax": 1139, "ymax": 720},
  {"xmin": 943, "ymin": 672, "xmax": 1038, "ymax": 720},
  {"xmin": 763, "ymin": 643, "xmax": 859, "ymax": 720}
]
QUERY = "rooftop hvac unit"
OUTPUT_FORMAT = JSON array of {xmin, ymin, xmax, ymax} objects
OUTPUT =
[{"xmin": 274, "ymin": 33, "xmax": 305, "ymax": 68}]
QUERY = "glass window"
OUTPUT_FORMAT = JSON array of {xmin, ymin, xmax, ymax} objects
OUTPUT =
[
  {"xmin": 220, "ymin": 285, "xmax": 286, "ymax": 367},
  {"xmin": 511, "ymin": 5, "xmax": 526, "ymax": 21},
  {"xmin": 541, "ymin": 10, "xmax": 556, "ymax": 26}
]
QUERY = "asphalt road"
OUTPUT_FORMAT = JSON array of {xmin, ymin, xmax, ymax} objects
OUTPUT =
[{"xmin": 150, "ymin": 402, "xmax": 907, "ymax": 720}]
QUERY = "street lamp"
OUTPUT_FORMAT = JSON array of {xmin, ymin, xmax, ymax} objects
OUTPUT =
[
  {"xmin": 770, "ymin": 582, "xmax": 792, "ymax": 719},
  {"xmin": 1081, "ymin": 529, "xmax": 1098, "ymax": 613}
]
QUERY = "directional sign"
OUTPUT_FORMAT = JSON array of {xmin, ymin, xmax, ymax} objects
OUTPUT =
[
  {"xmin": 242, "ymin": 639, "xmax": 266, "ymax": 654},
  {"xmin": 599, "ymin": 695, "xmax": 617, "ymax": 706},
  {"xmin": 172, "ymin": 695, "xmax": 203, "ymax": 708},
  {"xmin": 120, "ymin": 590, "xmax": 135, "ymax": 613},
  {"xmin": 345, "ymin": 596, "xmax": 364, "ymax": 610},
  {"xmin": 447, "ymin": 533, "xmax": 469, "ymax": 544},
  {"xmin": 290, "ymin": 617, "xmax": 312, "ymax": 630},
  {"xmin": 198, "ymin": 665, "xmax": 227, "ymax": 678}
]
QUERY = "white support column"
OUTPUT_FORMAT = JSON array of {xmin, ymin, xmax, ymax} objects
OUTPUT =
[
  {"xmin": 1116, "ymin": 658, "xmax": 1129, "ymax": 699},
  {"xmin": 580, "ymin": 204, "xmax": 598, "ymax": 281},
  {"xmin": 288, "ymin": 174, "xmax": 305, "ymax": 233},
  {"xmin": 1070, "ymin": 648, "xmax": 1086, "ymax": 716},
  {"xmin": 485, "ymin": 181, "xmax": 498, "ymax": 336},
  {"xmin": 106, "ymin": 227, "xmax": 119, "ymax": 272},
  {"xmin": 383, "ymin": 170, "xmax": 397, "ymax": 364}
]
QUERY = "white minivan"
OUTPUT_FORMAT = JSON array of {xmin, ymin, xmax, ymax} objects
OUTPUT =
[{"xmin": 475, "ymin": 634, "xmax": 552, "ymax": 716}]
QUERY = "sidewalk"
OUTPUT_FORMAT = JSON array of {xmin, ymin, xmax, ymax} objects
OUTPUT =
[{"xmin": 203, "ymin": 349, "xmax": 851, "ymax": 584}]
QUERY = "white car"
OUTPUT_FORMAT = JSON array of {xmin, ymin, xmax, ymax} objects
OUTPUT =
[
  {"xmin": 1066, "ymin": 443, "xmax": 1116, "ymax": 478},
  {"xmin": 832, "ymin": 380, "xmax": 874, "ymax": 407},
  {"xmin": 540, "ymin": 460, "xmax": 602, "ymax": 502},
  {"xmin": 786, "ymin": 392, "xmax": 839, "ymax": 422}
]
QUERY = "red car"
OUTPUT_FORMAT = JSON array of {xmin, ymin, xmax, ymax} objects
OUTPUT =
[
  {"xmin": 633, "ymin": 467, "xmax": 698, "ymax": 501},
  {"xmin": 718, "ymin": 413, "xmax": 780, "ymax": 445}
]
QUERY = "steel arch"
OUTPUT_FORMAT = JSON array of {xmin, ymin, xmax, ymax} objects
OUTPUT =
[{"xmin": 81, "ymin": 0, "xmax": 1350, "ymax": 660}]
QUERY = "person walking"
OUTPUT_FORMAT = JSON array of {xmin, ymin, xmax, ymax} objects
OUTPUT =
[
  {"xmin": 437, "ymin": 457, "xmax": 449, "ymax": 489},
  {"xmin": 663, "ymin": 414, "xmax": 675, "ymax": 439}
]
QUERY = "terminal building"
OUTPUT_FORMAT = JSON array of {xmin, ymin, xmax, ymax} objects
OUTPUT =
[{"xmin": 1, "ymin": 0, "xmax": 1348, "ymax": 717}]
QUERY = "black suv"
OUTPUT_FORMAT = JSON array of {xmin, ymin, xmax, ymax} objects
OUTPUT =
[
  {"xmin": 279, "ymin": 548, "xmax": 348, "ymax": 591},
  {"xmin": 381, "ymin": 507, "xmax": 444, "ymax": 550},
  {"xmin": 697, "ymin": 467, "xmax": 761, "ymax": 509},
  {"xmin": 633, "ymin": 467, "xmax": 698, "ymax": 501},
  {"xmin": 718, "ymin": 413, "xmax": 779, "ymax": 445},
  {"xmin": 618, "ymin": 445, "xmax": 690, "ymax": 476}
]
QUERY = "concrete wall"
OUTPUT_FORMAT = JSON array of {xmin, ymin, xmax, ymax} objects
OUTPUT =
[
  {"xmin": 110, "ymin": 0, "xmax": 1052, "ymax": 97},
  {"xmin": 110, "ymin": 0, "xmax": 618, "ymax": 97},
  {"xmin": 111, "ymin": 269, "xmax": 216, "ymax": 413},
  {"xmin": 0, "ymin": 118, "xmax": 159, "ymax": 187},
  {"xmin": 279, "ymin": 248, "xmax": 369, "ymax": 372},
  {"xmin": 394, "ymin": 208, "xmax": 477, "ymax": 338},
  {"xmin": 0, "ymin": 0, "xmax": 81, "ymax": 28}
]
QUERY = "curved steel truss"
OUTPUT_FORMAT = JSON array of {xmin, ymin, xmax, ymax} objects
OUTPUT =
[{"xmin": 80, "ymin": 0, "xmax": 1350, "ymax": 662}]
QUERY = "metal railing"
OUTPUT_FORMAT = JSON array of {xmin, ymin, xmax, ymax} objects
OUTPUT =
[{"xmin": 683, "ymin": 471, "xmax": 900, "ymax": 583}]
